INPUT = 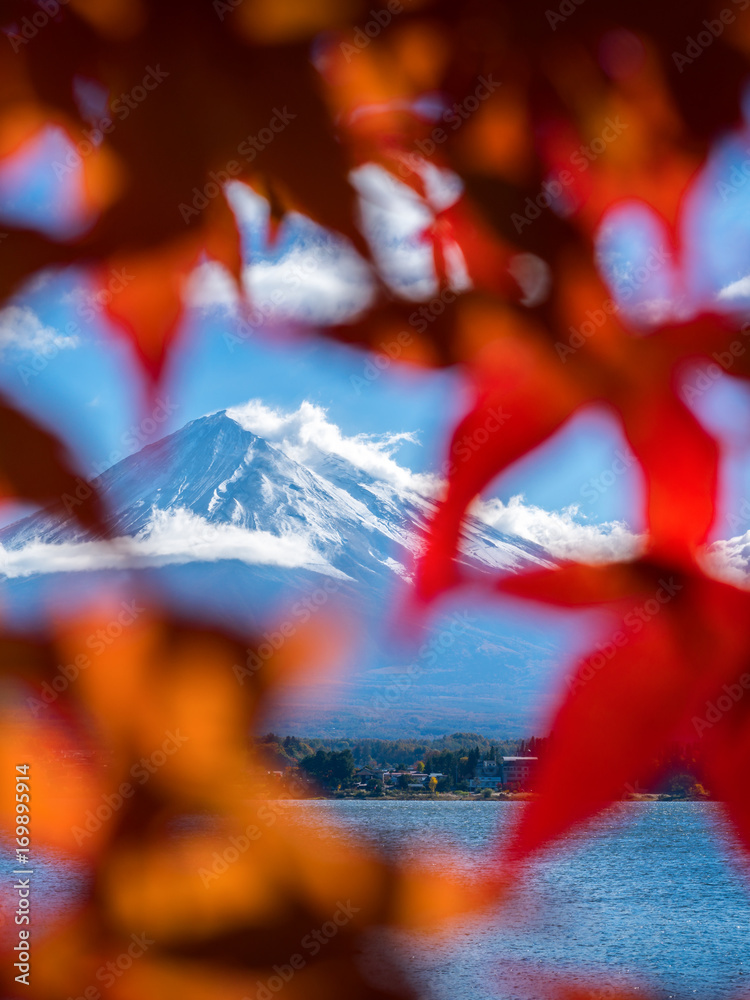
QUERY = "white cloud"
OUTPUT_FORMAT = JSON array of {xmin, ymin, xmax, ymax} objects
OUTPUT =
[
  {"xmin": 472, "ymin": 495, "xmax": 642, "ymax": 564},
  {"xmin": 702, "ymin": 532, "xmax": 750, "ymax": 586},
  {"xmin": 183, "ymin": 222, "xmax": 374, "ymax": 325},
  {"xmin": 227, "ymin": 399, "xmax": 441, "ymax": 496},
  {"xmin": 0, "ymin": 508, "xmax": 348, "ymax": 579},
  {"xmin": 718, "ymin": 275, "xmax": 750, "ymax": 301},
  {"xmin": 186, "ymin": 181, "xmax": 375, "ymax": 324},
  {"xmin": 195, "ymin": 168, "xmax": 469, "ymax": 320},
  {"xmin": 351, "ymin": 163, "xmax": 468, "ymax": 298},
  {"xmin": 184, "ymin": 163, "xmax": 473, "ymax": 324},
  {"xmin": 0, "ymin": 393, "xmax": 646, "ymax": 576},
  {"xmin": 419, "ymin": 162, "xmax": 464, "ymax": 213},
  {"xmin": 507, "ymin": 253, "xmax": 551, "ymax": 308},
  {"xmin": 627, "ymin": 296, "xmax": 686, "ymax": 327},
  {"xmin": 227, "ymin": 399, "xmax": 642, "ymax": 565},
  {"xmin": 0, "ymin": 305, "xmax": 79, "ymax": 356},
  {"xmin": 243, "ymin": 236, "xmax": 373, "ymax": 325},
  {"xmin": 184, "ymin": 260, "xmax": 241, "ymax": 311},
  {"xmin": 224, "ymin": 179, "xmax": 269, "ymax": 231}
]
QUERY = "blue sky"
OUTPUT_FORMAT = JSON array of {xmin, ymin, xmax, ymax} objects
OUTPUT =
[
  {"xmin": 3, "ymin": 128, "xmax": 750, "ymax": 552},
  {"xmin": 0, "ymin": 260, "xmax": 647, "ymax": 535}
]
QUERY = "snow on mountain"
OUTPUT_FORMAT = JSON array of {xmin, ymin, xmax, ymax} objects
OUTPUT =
[
  {"xmin": 0, "ymin": 409, "xmax": 552, "ymax": 582},
  {"xmin": 0, "ymin": 409, "xmax": 565, "ymax": 737},
  {"xmin": 704, "ymin": 532, "xmax": 750, "ymax": 586}
]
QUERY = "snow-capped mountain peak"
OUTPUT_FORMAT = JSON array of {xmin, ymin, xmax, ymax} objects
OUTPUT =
[
  {"xmin": 0, "ymin": 408, "xmax": 553, "ymax": 582},
  {"xmin": 0, "ymin": 410, "xmax": 567, "ymax": 736}
]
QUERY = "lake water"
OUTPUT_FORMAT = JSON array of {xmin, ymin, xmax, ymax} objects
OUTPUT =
[
  {"xmin": 292, "ymin": 800, "xmax": 750, "ymax": 1000},
  {"xmin": 5, "ymin": 801, "xmax": 749, "ymax": 999}
]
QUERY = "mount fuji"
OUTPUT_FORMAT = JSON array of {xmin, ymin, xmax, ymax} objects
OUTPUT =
[{"xmin": 0, "ymin": 408, "xmax": 570, "ymax": 737}]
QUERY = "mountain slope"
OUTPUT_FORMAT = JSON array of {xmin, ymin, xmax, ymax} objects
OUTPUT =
[
  {"xmin": 0, "ymin": 410, "xmax": 564, "ymax": 737},
  {"xmin": 1, "ymin": 409, "xmax": 552, "ymax": 579}
]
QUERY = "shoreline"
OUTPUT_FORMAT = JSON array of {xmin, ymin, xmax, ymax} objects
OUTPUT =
[{"xmin": 281, "ymin": 791, "xmax": 712, "ymax": 803}]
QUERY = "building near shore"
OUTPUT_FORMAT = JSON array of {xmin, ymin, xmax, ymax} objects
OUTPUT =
[{"xmin": 469, "ymin": 756, "xmax": 538, "ymax": 791}]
